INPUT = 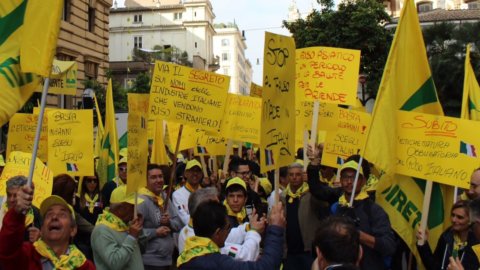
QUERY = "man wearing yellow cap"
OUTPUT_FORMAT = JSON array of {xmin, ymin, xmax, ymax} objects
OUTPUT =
[
  {"xmin": 0, "ymin": 186, "xmax": 95, "ymax": 269},
  {"xmin": 307, "ymin": 154, "xmax": 396, "ymax": 270},
  {"xmin": 91, "ymin": 185, "xmax": 147, "ymax": 270},
  {"xmin": 173, "ymin": 159, "xmax": 203, "ymax": 226}
]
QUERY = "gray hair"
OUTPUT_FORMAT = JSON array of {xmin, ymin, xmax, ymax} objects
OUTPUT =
[
  {"xmin": 6, "ymin": 175, "xmax": 28, "ymax": 190},
  {"xmin": 288, "ymin": 162, "xmax": 303, "ymax": 170},
  {"xmin": 188, "ymin": 187, "xmax": 219, "ymax": 215}
]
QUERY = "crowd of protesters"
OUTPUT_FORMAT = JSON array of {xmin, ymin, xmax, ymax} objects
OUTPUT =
[{"xmin": 0, "ymin": 144, "xmax": 480, "ymax": 270}]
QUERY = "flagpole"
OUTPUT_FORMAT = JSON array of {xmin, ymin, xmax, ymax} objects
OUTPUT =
[
  {"xmin": 274, "ymin": 168, "xmax": 280, "ymax": 205},
  {"xmin": 164, "ymin": 124, "xmax": 183, "ymax": 210},
  {"xmin": 348, "ymin": 155, "xmax": 364, "ymax": 207},
  {"xmin": 303, "ymin": 128, "xmax": 308, "ymax": 172},
  {"xmin": 222, "ymin": 139, "xmax": 233, "ymax": 181},
  {"xmin": 27, "ymin": 78, "xmax": 50, "ymax": 187}
]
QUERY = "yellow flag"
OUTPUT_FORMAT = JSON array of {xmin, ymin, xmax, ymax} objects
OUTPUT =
[
  {"xmin": 97, "ymin": 79, "xmax": 119, "ymax": 186},
  {"xmin": 93, "ymin": 93, "xmax": 105, "ymax": 159},
  {"xmin": 364, "ymin": 0, "xmax": 453, "ymax": 268},
  {"xmin": 0, "ymin": 0, "xmax": 61, "ymax": 126},
  {"xmin": 461, "ymin": 44, "xmax": 480, "ymax": 121},
  {"xmin": 150, "ymin": 119, "xmax": 170, "ymax": 165}
]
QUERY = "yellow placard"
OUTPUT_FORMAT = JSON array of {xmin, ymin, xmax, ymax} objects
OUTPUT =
[
  {"xmin": 322, "ymin": 108, "xmax": 371, "ymax": 168},
  {"xmin": 294, "ymin": 101, "xmax": 339, "ymax": 149},
  {"xmin": 36, "ymin": 60, "xmax": 77, "ymax": 95},
  {"xmin": 396, "ymin": 111, "xmax": 480, "ymax": 189},
  {"xmin": 195, "ymin": 129, "xmax": 227, "ymax": 156},
  {"xmin": 47, "ymin": 110, "xmax": 94, "ymax": 176},
  {"xmin": 296, "ymin": 47, "xmax": 361, "ymax": 105},
  {"xmin": 127, "ymin": 94, "xmax": 149, "ymax": 194},
  {"xmin": 0, "ymin": 151, "xmax": 53, "ymax": 208},
  {"xmin": 221, "ymin": 94, "xmax": 261, "ymax": 144},
  {"xmin": 150, "ymin": 119, "xmax": 170, "ymax": 165},
  {"xmin": 167, "ymin": 122, "xmax": 197, "ymax": 151},
  {"xmin": 149, "ymin": 61, "xmax": 230, "ymax": 132},
  {"xmin": 6, "ymin": 113, "xmax": 48, "ymax": 162},
  {"xmin": 260, "ymin": 32, "xmax": 296, "ymax": 172},
  {"xmin": 250, "ymin": 82, "xmax": 262, "ymax": 98}
]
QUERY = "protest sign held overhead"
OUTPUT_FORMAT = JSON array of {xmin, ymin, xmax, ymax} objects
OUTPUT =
[
  {"xmin": 36, "ymin": 60, "xmax": 77, "ymax": 95},
  {"xmin": 396, "ymin": 110, "xmax": 480, "ymax": 189},
  {"xmin": 149, "ymin": 61, "xmax": 230, "ymax": 132},
  {"xmin": 47, "ymin": 109, "xmax": 94, "ymax": 176},
  {"xmin": 0, "ymin": 151, "xmax": 53, "ymax": 208},
  {"xmin": 296, "ymin": 47, "xmax": 361, "ymax": 105},
  {"xmin": 6, "ymin": 113, "xmax": 48, "ymax": 162},
  {"xmin": 127, "ymin": 94, "xmax": 149, "ymax": 194},
  {"xmin": 260, "ymin": 32, "xmax": 296, "ymax": 172},
  {"xmin": 250, "ymin": 82, "xmax": 262, "ymax": 98},
  {"xmin": 221, "ymin": 94, "xmax": 261, "ymax": 145},
  {"xmin": 322, "ymin": 108, "xmax": 371, "ymax": 168}
]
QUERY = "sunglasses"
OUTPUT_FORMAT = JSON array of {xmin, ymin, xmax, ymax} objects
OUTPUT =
[
  {"xmin": 85, "ymin": 178, "xmax": 98, "ymax": 183},
  {"xmin": 119, "ymin": 167, "xmax": 127, "ymax": 172}
]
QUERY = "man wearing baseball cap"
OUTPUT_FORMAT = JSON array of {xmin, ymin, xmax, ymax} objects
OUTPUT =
[
  {"xmin": 0, "ymin": 185, "xmax": 95, "ymax": 269},
  {"xmin": 173, "ymin": 159, "xmax": 203, "ymax": 226},
  {"xmin": 307, "ymin": 156, "xmax": 396, "ymax": 270},
  {"xmin": 91, "ymin": 185, "xmax": 146, "ymax": 270}
]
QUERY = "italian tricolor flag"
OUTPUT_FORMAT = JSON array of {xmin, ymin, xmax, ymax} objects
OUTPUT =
[{"xmin": 460, "ymin": 141, "xmax": 477, "ymax": 157}]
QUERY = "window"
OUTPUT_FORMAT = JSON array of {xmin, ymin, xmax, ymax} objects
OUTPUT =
[
  {"xmin": 84, "ymin": 61, "xmax": 98, "ymax": 80},
  {"xmin": 134, "ymin": 14, "xmax": 142, "ymax": 23},
  {"xmin": 222, "ymin": 53, "xmax": 229, "ymax": 61},
  {"xmin": 62, "ymin": 0, "xmax": 71, "ymax": 21},
  {"xmin": 174, "ymin": 12, "xmax": 183, "ymax": 20},
  {"xmin": 223, "ymin": 68, "xmax": 229, "ymax": 75},
  {"xmin": 88, "ymin": 7, "xmax": 95, "ymax": 32},
  {"xmin": 417, "ymin": 2, "xmax": 433, "ymax": 13},
  {"xmin": 195, "ymin": 42, "xmax": 197, "ymax": 48},
  {"xmin": 468, "ymin": 2, "xmax": 479, "ymax": 9},
  {"xmin": 134, "ymin": 36, "xmax": 143, "ymax": 48},
  {"xmin": 221, "ymin": 39, "xmax": 229, "ymax": 46}
]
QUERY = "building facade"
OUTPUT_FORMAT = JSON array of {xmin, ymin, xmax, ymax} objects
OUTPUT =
[
  {"xmin": 109, "ymin": 0, "xmax": 219, "ymax": 87},
  {"xmin": 384, "ymin": 0, "xmax": 478, "ymax": 17},
  {"xmin": 51, "ymin": 0, "xmax": 111, "ymax": 108},
  {"xmin": 213, "ymin": 24, "xmax": 251, "ymax": 95}
]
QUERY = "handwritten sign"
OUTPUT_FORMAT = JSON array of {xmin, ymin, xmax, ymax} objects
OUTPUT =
[
  {"xmin": 37, "ymin": 60, "xmax": 77, "ymax": 95},
  {"xmin": 149, "ymin": 61, "xmax": 230, "ymax": 132},
  {"xmin": 294, "ymin": 100, "xmax": 339, "ymax": 149},
  {"xmin": 250, "ymin": 82, "xmax": 263, "ymax": 98},
  {"xmin": 6, "ymin": 113, "xmax": 48, "ymax": 162},
  {"xmin": 322, "ymin": 108, "xmax": 371, "ymax": 168},
  {"xmin": 396, "ymin": 111, "xmax": 480, "ymax": 188},
  {"xmin": 296, "ymin": 47, "xmax": 360, "ymax": 105},
  {"xmin": 260, "ymin": 32, "xmax": 296, "ymax": 172},
  {"xmin": 195, "ymin": 129, "xmax": 227, "ymax": 156},
  {"xmin": 47, "ymin": 110, "xmax": 94, "ymax": 176},
  {"xmin": 0, "ymin": 151, "xmax": 53, "ymax": 208},
  {"xmin": 221, "ymin": 94, "xmax": 261, "ymax": 144},
  {"xmin": 127, "ymin": 94, "xmax": 149, "ymax": 194},
  {"xmin": 167, "ymin": 122, "xmax": 197, "ymax": 151}
]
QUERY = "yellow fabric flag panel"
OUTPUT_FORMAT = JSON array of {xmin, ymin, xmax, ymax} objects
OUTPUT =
[
  {"xmin": 260, "ymin": 32, "xmax": 296, "ymax": 172},
  {"xmin": 0, "ymin": 151, "xmax": 53, "ymax": 208},
  {"xmin": 149, "ymin": 61, "xmax": 230, "ymax": 132},
  {"xmin": 296, "ymin": 47, "xmax": 361, "ymax": 106},
  {"xmin": 396, "ymin": 110, "xmax": 480, "ymax": 189},
  {"xmin": 47, "ymin": 110, "xmax": 94, "ymax": 176}
]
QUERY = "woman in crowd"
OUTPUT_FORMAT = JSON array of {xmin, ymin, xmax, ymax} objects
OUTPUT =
[
  {"xmin": 75, "ymin": 174, "xmax": 103, "ymax": 225},
  {"xmin": 417, "ymin": 200, "xmax": 480, "ymax": 270}
]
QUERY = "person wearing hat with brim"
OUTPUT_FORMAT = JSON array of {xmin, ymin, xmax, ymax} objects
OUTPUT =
[
  {"xmin": 0, "ymin": 185, "xmax": 95, "ymax": 270},
  {"xmin": 101, "ymin": 156, "xmax": 128, "ymax": 207},
  {"xmin": 172, "ymin": 159, "xmax": 203, "ymax": 226},
  {"xmin": 307, "ymin": 150, "xmax": 396, "ymax": 270},
  {"xmin": 91, "ymin": 185, "xmax": 147, "ymax": 270}
]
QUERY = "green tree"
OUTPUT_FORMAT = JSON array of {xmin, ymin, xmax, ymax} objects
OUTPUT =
[
  {"xmin": 284, "ymin": 0, "xmax": 393, "ymax": 95},
  {"xmin": 129, "ymin": 72, "xmax": 151, "ymax": 94},
  {"xmin": 422, "ymin": 22, "xmax": 480, "ymax": 116}
]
